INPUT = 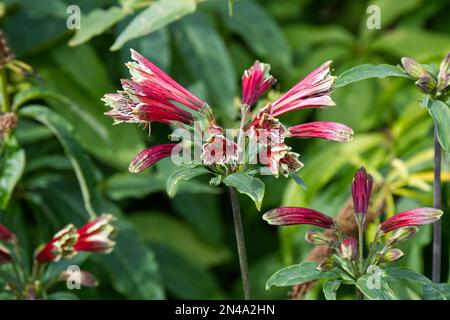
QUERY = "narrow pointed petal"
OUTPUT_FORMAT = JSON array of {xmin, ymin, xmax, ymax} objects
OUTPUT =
[
  {"xmin": 129, "ymin": 144, "xmax": 177, "ymax": 173},
  {"xmin": 378, "ymin": 208, "xmax": 443, "ymax": 234},
  {"xmin": 263, "ymin": 207, "xmax": 335, "ymax": 229},
  {"xmin": 288, "ymin": 121, "xmax": 353, "ymax": 142},
  {"xmin": 129, "ymin": 49, "xmax": 206, "ymax": 112},
  {"xmin": 241, "ymin": 61, "xmax": 276, "ymax": 107},
  {"xmin": 351, "ymin": 167, "xmax": 373, "ymax": 216},
  {"xmin": 0, "ymin": 224, "xmax": 15, "ymax": 242},
  {"xmin": 269, "ymin": 61, "xmax": 336, "ymax": 116}
]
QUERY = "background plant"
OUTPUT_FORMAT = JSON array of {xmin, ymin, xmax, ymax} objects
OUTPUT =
[{"xmin": 1, "ymin": 0, "xmax": 450, "ymax": 299}]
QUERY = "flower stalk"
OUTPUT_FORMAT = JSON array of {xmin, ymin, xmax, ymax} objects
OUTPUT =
[
  {"xmin": 0, "ymin": 68, "xmax": 9, "ymax": 112},
  {"xmin": 228, "ymin": 187, "xmax": 251, "ymax": 300}
]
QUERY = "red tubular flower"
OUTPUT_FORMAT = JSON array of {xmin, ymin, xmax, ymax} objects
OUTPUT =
[
  {"xmin": 128, "ymin": 49, "xmax": 206, "ymax": 112},
  {"xmin": 378, "ymin": 208, "xmax": 443, "ymax": 234},
  {"xmin": 0, "ymin": 244, "xmax": 11, "ymax": 265},
  {"xmin": 288, "ymin": 121, "xmax": 353, "ymax": 142},
  {"xmin": 263, "ymin": 207, "xmax": 335, "ymax": 229},
  {"xmin": 268, "ymin": 61, "xmax": 336, "ymax": 117},
  {"xmin": 241, "ymin": 61, "xmax": 276, "ymax": 107},
  {"xmin": 0, "ymin": 224, "xmax": 15, "ymax": 242},
  {"xmin": 351, "ymin": 167, "xmax": 373, "ymax": 216},
  {"xmin": 35, "ymin": 225, "xmax": 78, "ymax": 263},
  {"xmin": 129, "ymin": 144, "xmax": 177, "ymax": 173},
  {"xmin": 75, "ymin": 214, "xmax": 116, "ymax": 254}
]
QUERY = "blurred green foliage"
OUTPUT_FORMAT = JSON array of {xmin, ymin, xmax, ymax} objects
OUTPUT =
[{"xmin": 1, "ymin": 0, "xmax": 450, "ymax": 299}]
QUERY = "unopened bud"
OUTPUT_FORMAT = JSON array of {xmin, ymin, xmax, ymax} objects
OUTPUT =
[
  {"xmin": 376, "ymin": 248, "xmax": 404, "ymax": 263},
  {"xmin": 386, "ymin": 227, "xmax": 418, "ymax": 247},
  {"xmin": 317, "ymin": 255, "xmax": 335, "ymax": 271},
  {"xmin": 305, "ymin": 231, "xmax": 334, "ymax": 246},
  {"xmin": 339, "ymin": 237, "xmax": 358, "ymax": 261},
  {"xmin": 438, "ymin": 52, "xmax": 450, "ymax": 93},
  {"xmin": 401, "ymin": 57, "xmax": 428, "ymax": 78},
  {"xmin": 415, "ymin": 76, "xmax": 437, "ymax": 94}
]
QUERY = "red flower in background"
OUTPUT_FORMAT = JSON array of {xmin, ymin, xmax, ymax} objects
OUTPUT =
[
  {"xmin": 0, "ymin": 224, "xmax": 15, "ymax": 243},
  {"xmin": 263, "ymin": 207, "xmax": 336, "ymax": 229},
  {"xmin": 378, "ymin": 208, "xmax": 443, "ymax": 234}
]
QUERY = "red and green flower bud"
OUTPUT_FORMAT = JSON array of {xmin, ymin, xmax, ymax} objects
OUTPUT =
[
  {"xmin": 263, "ymin": 207, "xmax": 336, "ymax": 229},
  {"xmin": 378, "ymin": 208, "xmax": 443, "ymax": 234},
  {"xmin": 305, "ymin": 231, "xmax": 335, "ymax": 246},
  {"xmin": 376, "ymin": 248, "xmax": 404, "ymax": 263},
  {"xmin": 242, "ymin": 60, "xmax": 276, "ymax": 107},
  {"xmin": 401, "ymin": 57, "xmax": 428, "ymax": 78},
  {"xmin": 415, "ymin": 76, "xmax": 437, "ymax": 94},
  {"xmin": 351, "ymin": 167, "xmax": 373, "ymax": 217},
  {"xmin": 339, "ymin": 237, "xmax": 358, "ymax": 261},
  {"xmin": 129, "ymin": 144, "xmax": 176, "ymax": 173},
  {"xmin": 35, "ymin": 225, "xmax": 78, "ymax": 263},
  {"xmin": 386, "ymin": 226, "xmax": 418, "ymax": 246}
]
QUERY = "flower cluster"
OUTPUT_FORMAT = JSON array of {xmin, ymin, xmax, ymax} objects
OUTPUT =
[
  {"xmin": 103, "ymin": 50, "xmax": 353, "ymax": 180},
  {"xmin": 401, "ymin": 53, "xmax": 450, "ymax": 97},
  {"xmin": 263, "ymin": 167, "xmax": 443, "ymax": 275},
  {"xmin": 35, "ymin": 214, "xmax": 116, "ymax": 263}
]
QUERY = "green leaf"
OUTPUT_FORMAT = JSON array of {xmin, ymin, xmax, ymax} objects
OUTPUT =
[
  {"xmin": 335, "ymin": 64, "xmax": 410, "ymax": 87},
  {"xmin": 19, "ymin": 105, "xmax": 102, "ymax": 218},
  {"xmin": 69, "ymin": 7, "xmax": 127, "ymax": 46},
  {"xmin": 422, "ymin": 283, "xmax": 450, "ymax": 300},
  {"xmin": 289, "ymin": 172, "xmax": 307, "ymax": 190},
  {"xmin": 47, "ymin": 292, "xmax": 80, "ymax": 300},
  {"xmin": 167, "ymin": 166, "xmax": 211, "ymax": 197},
  {"xmin": 174, "ymin": 12, "xmax": 237, "ymax": 119},
  {"xmin": 111, "ymin": 0, "xmax": 196, "ymax": 50},
  {"xmin": 385, "ymin": 267, "xmax": 448, "ymax": 299},
  {"xmin": 151, "ymin": 243, "xmax": 225, "ymax": 299},
  {"xmin": 372, "ymin": 28, "xmax": 450, "ymax": 59},
  {"xmin": 223, "ymin": 172, "xmax": 265, "ymax": 210},
  {"xmin": 323, "ymin": 279, "xmax": 342, "ymax": 300},
  {"xmin": 93, "ymin": 220, "xmax": 165, "ymax": 299},
  {"xmin": 355, "ymin": 272, "xmax": 398, "ymax": 300},
  {"xmin": 213, "ymin": 0, "xmax": 291, "ymax": 69},
  {"xmin": 129, "ymin": 212, "xmax": 230, "ymax": 267},
  {"xmin": 0, "ymin": 136, "xmax": 25, "ymax": 209},
  {"xmin": 265, "ymin": 262, "xmax": 338, "ymax": 290},
  {"xmin": 422, "ymin": 99, "xmax": 450, "ymax": 153}
]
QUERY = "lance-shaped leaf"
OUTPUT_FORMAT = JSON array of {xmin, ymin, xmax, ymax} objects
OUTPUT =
[
  {"xmin": 335, "ymin": 64, "xmax": 410, "ymax": 87},
  {"xmin": 323, "ymin": 279, "xmax": 342, "ymax": 300},
  {"xmin": 266, "ymin": 261, "xmax": 338, "ymax": 290},
  {"xmin": 69, "ymin": 7, "xmax": 127, "ymax": 46},
  {"xmin": 0, "ymin": 136, "xmax": 25, "ymax": 209},
  {"xmin": 111, "ymin": 0, "xmax": 197, "ymax": 50},
  {"xmin": 19, "ymin": 105, "xmax": 102, "ymax": 218},
  {"xmin": 223, "ymin": 172, "xmax": 265, "ymax": 210},
  {"xmin": 167, "ymin": 166, "xmax": 211, "ymax": 197},
  {"xmin": 422, "ymin": 98, "xmax": 450, "ymax": 153}
]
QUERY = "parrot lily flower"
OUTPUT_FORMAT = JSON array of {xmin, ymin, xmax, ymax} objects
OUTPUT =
[
  {"xmin": 75, "ymin": 214, "xmax": 116, "ymax": 254},
  {"xmin": 35, "ymin": 225, "xmax": 78, "ymax": 263},
  {"xmin": 129, "ymin": 144, "xmax": 177, "ymax": 173},
  {"xmin": 263, "ymin": 207, "xmax": 336, "ymax": 229},
  {"xmin": 378, "ymin": 208, "xmax": 443, "ymax": 234},
  {"xmin": 287, "ymin": 121, "xmax": 353, "ymax": 142},
  {"xmin": 241, "ymin": 61, "xmax": 276, "ymax": 107}
]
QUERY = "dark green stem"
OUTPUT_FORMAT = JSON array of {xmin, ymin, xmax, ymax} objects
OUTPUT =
[
  {"xmin": 228, "ymin": 187, "xmax": 251, "ymax": 300},
  {"xmin": 432, "ymin": 128, "xmax": 442, "ymax": 283},
  {"xmin": 0, "ymin": 68, "xmax": 9, "ymax": 112}
]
